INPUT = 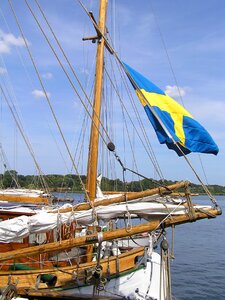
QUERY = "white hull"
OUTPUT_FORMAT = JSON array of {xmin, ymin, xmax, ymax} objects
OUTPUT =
[
  {"xmin": 118, "ymin": 235, "xmax": 150, "ymax": 249},
  {"xmin": 51, "ymin": 252, "xmax": 165, "ymax": 300}
]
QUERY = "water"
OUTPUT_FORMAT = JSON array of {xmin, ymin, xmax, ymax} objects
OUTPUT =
[
  {"xmin": 170, "ymin": 196, "xmax": 225, "ymax": 300},
  {"xmin": 55, "ymin": 193, "xmax": 225, "ymax": 299}
]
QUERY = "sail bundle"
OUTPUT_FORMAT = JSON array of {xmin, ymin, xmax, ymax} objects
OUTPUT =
[
  {"xmin": 0, "ymin": 202, "xmax": 211, "ymax": 243},
  {"xmin": 124, "ymin": 63, "xmax": 219, "ymax": 156}
]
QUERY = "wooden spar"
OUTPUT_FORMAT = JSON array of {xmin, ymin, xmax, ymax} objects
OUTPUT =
[
  {"xmin": 0, "ymin": 194, "xmax": 49, "ymax": 204},
  {"xmin": 86, "ymin": 0, "xmax": 108, "ymax": 201},
  {"xmin": 0, "ymin": 206, "xmax": 221, "ymax": 263},
  {"xmin": 55, "ymin": 180, "xmax": 188, "ymax": 213},
  {"xmin": 0, "ymin": 182, "xmax": 189, "ymax": 211}
]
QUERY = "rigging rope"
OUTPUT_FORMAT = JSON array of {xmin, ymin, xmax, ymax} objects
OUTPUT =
[
  {"xmin": 104, "ymin": 67, "xmax": 164, "ymax": 180},
  {"xmin": 116, "ymin": 61, "xmax": 165, "ymax": 180},
  {"xmin": 32, "ymin": 0, "xmax": 156, "ymax": 199},
  {"xmin": 148, "ymin": 1, "xmax": 218, "ymax": 205},
  {"xmin": 113, "ymin": 53, "xmax": 164, "ymax": 178},
  {"xmin": 149, "ymin": 0, "xmax": 185, "ymax": 108},
  {"xmin": 8, "ymin": 0, "xmax": 92, "ymax": 205},
  {"xmin": 79, "ymin": 0, "xmax": 219, "ymax": 207},
  {"xmin": 0, "ymin": 59, "xmax": 48, "ymax": 190},
  {"xmin": 1, "ymin": 5, "xmax": 79, "ymax": 191},
  {"xmin": 160, "ymin": 238, "xmax": 172, "ymax": 300},
  {"xmin": 0, "ymin": 144, "xmax": 20, "ymax": 188},
  {"xmin": 198, "ymin": 154, "xmax": 209, "ymax": 185},
  {"xmin": 33, "ymin": 0, "xmax": 167, "ymax": 196},
  {"xmin": 0, "ymin": 84, "xmax": 49, "ymax": 192},
  {"xmin": 23, "ymin": 0, "xmax": 122, "ymax": 210},
  {"xmin": 32, "ymin": 0, "xmax": 112, "ymax": 147},
  {"xmin": 105, "ymin": 53, "xmax": 144, "ymax": 189}
]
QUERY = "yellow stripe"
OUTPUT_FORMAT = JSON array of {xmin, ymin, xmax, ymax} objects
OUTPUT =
[{"xmin": 137, "ymin": 89, "xmax": 193, "ymax": 145}]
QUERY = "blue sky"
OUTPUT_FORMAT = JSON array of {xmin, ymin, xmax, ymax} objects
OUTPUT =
[{"xmin": 0, "ymin": 0, "xmax": 224, "ymax": 186}]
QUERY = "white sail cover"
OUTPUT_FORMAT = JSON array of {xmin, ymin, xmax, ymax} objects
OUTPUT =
[
  {"xmin": 0, "ymin": 202, "xmax": 211, "ymax": 243},
  {"xmin": 0, "ymin": 188, "xmax": 49, "ymax": 198}
]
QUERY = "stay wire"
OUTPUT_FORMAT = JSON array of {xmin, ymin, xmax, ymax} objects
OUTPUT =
[
  {"xmin": 149, "ymin": 0, "xmax": 185, "ymax": 107},
  {"xmin": 34, "ymin": 0, "xmax": 137, "ymax": 195},
  {"xmin": 148, "ymin": 1, "xmax": 217, "ymax": 204},
  {"xmin": 2, "ymin": 4, "xmax": 85, "ymax": 189},
  {"xmin": 32, "ymin": 0, "xmax": 112, "ymax": 147},
  {"xmin": 0, "ymin": 7, "xmax": 35, "ymax": 100},
  {"xmin": 105, "ymin": 67, "xmax": 164, "ymax": 180},
  {"xmin": 120, "ymin": 97, "xmax": 143, "ymax": 190},
  {"xmin": 198, "ymin": 154, "xmax": 209, "ymax": 185},
  {"xmin": 0, "ymin": 73, "xmax": 49, "ymax": 190},
  {"xmin": 71, "ymin": 81, "xmax": 95, "ymax": 173},
  {"xmin": 26, "ymin": 0, "xmax": 118, "ymax": 209},
  {"xmin": 107, "ymin": 42, "xmax": 218, "ymax": 205},
  {"xmin": 123, "ymin": 65, "xmax": 218, "ymax": 206},
  {"xmin": 106, "ymin": 54, "xmax": 140, "ymax": 184},
  {"xmin": 0, "ymin": 60, "xmax": 49, "ymax": 189},
  {"xmin": 7, "ymin": 0, "xmax": 90, "ymax": 203},
  {"xmin": 79, "ymin": 0, "xmax": 165, "ymax": 184},
  {"xmin": 98, "ymin": 8, "xmax": 217, "ymax": 205},
  {"xmin": 0, "ymin": 144, "xmax": 20, "ymax": 188},
  {"xmin": 0, "ymin": 9, "xmax": 70, "ymax": 187},
  {"xmin": 26, "ymin": 0, "xmax": 216, "ymax": 207},
  {"xmin": 0, "ymin": 84, "xmax": 48, "ymax": 191},
  {"xmin": 79, "ymin": 2, "xmax": 170, "ymax": 156},
  {"xmin": 115, "ymin": 59, "xmax": 165, "ymax": 180},
  {"xmin": 106, "ymin": 30, "xmax": 164, "ymax": 180}
]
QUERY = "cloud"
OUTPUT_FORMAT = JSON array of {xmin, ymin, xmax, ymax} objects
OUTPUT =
[
  {"xmin": 32, "ymin": 89, "xmax": 50, "ymax": 99},
  {"xmin": 191, "ymin": 99, "xmax": 225, "ymax": 124},
  {"xmin": 80, "ymin": 68, "xmax": 89, "ymax": 75},
  {"xmin": 172, "ymin": 33, "xmax": 225, "ymax": 56},
  {"xmin": 0, "ymin": 67, "xmax": 7, "ymax": 74},
  {"xmin": 165, "ymin": 85, "xmax": 189, "ymax": 98},
  {"xmin": 0, "ymin": 29, "xmax": 29, "ymax": 54},
  {"xmin": 42, "ymin": 72, "xmax": 53, "ymax": 80},
  {"xmin": 0, "ymin": 41, "xmax": 10, "ymax": 54}
]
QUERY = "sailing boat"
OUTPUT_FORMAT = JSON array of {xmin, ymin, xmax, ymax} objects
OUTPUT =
[
  {"xmin": 0, "ymin": 1, "xmax": 221, "ymax": 300},
  {"xmin": 0, "ymin": 146, "xmax": 53, "ymax": 205}
]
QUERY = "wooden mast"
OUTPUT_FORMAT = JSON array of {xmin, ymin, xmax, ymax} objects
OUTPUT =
[{"xmin": 86, "ymin": 0, "xmax": 108, "ymax": 201}]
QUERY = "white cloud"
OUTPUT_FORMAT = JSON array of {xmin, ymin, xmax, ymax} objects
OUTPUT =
[
  {"xmin": 32, "ymin": 89, "xmax": 50, "ymax": 99},
  {"xmin": 165, "ymin": 85, "xmax": 189, "ymax": 98},
  {"xmin": 80, "ymin": 68, "xmax": 89, "ymax": 75},
  {"xmin": 0, "ymin": 29, "xmax": 29, "ymax": 54},
  {"xmin": 0, "ymin": 67, "xmax": 7, "ymax": 74},
  {"xmin": 191, "ymin": 99, "xmax": 225, "ymax": 124},
  {"xmin": 42, "ymin": 72, "xmax": 53, "ymax": 80},
  {"xmin": 0, "ymin": 41, "xmax": 10, "ymax": 54}
]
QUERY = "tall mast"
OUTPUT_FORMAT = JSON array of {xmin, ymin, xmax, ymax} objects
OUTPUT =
[{"xmin": 86, "ymin": 0, "xmax": 108, "ymax": 201}]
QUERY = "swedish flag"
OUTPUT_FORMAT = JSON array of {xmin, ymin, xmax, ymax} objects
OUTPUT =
[{"xmin": 124, "ymin": 63, "xmax": 219, "ymax": 156}]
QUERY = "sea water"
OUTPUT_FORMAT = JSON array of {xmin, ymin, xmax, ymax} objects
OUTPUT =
[{"xmin": 170, "ymin": 195, "xmax": 225, "ymax": 300}]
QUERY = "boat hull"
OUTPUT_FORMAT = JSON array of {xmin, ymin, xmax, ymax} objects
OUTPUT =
[{"xmin": 15, "ymin": 252, "xmax": 164, "ymax": 300}]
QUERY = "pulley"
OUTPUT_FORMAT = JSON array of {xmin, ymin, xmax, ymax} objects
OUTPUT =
[
  {"xmin": 107, "ymin": 142, "xmax": 115, "ymax": 152},
  {"xmin": 161, "ymin": 239, "xmax": 169, "ymax": 252}
]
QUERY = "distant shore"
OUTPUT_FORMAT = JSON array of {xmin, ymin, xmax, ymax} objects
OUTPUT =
[{"xmin": 1, "ymin": 171, "xmax": 225, "ymax": 195}]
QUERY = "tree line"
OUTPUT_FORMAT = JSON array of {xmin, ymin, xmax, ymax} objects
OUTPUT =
[{"xmin": 1, "ymin": 170, "xmax": 225, "ymax": 195}]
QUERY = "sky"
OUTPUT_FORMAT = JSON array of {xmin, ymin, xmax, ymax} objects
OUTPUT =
[{"xmin": 0, "ymin": 0, "xmax": 225, "ymax": 186}]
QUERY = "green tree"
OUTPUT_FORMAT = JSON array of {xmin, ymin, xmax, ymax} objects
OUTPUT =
[{"xmin": 3, "ymin": 170, "xmax": 18, "ymax": 188}]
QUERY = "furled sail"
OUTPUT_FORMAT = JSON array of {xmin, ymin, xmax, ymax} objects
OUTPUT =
[
  {"xmin": 123, "ymin": 63, "xmax": 219, "ymax": 156},
  {"xmin": 0, "ymin": 201, "xmax": 211, "ymax": 243}
]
